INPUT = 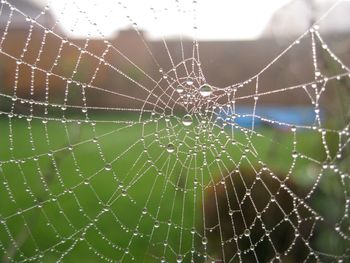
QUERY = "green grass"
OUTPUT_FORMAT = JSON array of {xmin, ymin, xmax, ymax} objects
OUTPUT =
[{"xmin": 0, "ymin": 114, "xmax": 347, "ymax": 262}]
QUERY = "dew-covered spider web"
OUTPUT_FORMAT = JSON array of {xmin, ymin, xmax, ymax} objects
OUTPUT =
[{"xmin": 0, "ymin": 0, "xmax": 350, "ymax": 262}]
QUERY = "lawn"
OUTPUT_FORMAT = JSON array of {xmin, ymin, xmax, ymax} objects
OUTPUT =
[{"xmin": 0, "ymin": 113, "xmax": 347, "ymax": 262}]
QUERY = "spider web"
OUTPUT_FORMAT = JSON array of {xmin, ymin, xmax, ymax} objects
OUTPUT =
[{"xmin": 0, "ymin": 0, "xmax": 349, "ymax": 262}]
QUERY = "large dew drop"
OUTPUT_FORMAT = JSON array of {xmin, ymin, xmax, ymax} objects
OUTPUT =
[
  {"xmin": 199, "ymin": 84, "xmax": 212, "ymax": 97},
  {"xmin": 176, "ymin": 85, "xmax": 184, "ymax": 93},
  {"xmin": 166, "ymin": 143, "xmax": 175, "ymax": 153},
  {"xmin": 186, "ymin": 79, "xmax": 193, "ymax": 85},
  {"xmin": 105, "ymin": 164, "xmax": 112, "ymax": 171},
  {"xmin": 202, "ymin": 236, "xmax": 208, "ymax": 245},
  {"xmin": 182, "ymin": 115, "xmax": 193, "ymax": 126}
]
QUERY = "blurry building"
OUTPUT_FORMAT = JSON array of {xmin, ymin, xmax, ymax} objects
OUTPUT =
[
  {"xmin": 0, "ymin": 0, "xmax": 349, "ymax": 116},
  {"xmin": 263, "ymin": 0, "xmax": 350, "ymax": 39},
  {"xmin": 0, "ymin": 0, "xmax": 62, "ymax": 98}
]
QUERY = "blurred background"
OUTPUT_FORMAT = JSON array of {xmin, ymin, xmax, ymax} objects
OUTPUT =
[
  {"xmin": 0, "ymin": 0, "xmax": 350, "ymax": 120},
  {"xmin": 0, "ymin": 0, "xmax": 349, "ymax": 262}
]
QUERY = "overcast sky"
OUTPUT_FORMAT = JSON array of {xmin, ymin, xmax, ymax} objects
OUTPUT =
[{"xmin": 42, "ymin": 0, "xmax": 292, "ymax": 40}]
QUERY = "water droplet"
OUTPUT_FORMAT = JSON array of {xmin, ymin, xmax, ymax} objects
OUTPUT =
[
  {"xmin": 186, "ymin": 79, "xmax": 193, "ymax": 85},
  {"xmin": 166, "ymin": 143, "xmax": 175, "ymax": 153},
  {"xmin": 199, "ymin": 84, "xmax": 212, "ymax": 97},
  {"xmin": 176, "ymin": 85, "xmax": 184, "ymax": 93},
  {"xmin": 105, "ymin": 164, "xmax": 112, "ymax": 171},
  {"xmin": 244, "ymin": 229, "xmax": 250, "ymax": 237},
  {"xmin": 182, "ymin": 115, "xmax": 193, "ymax": 126},
  {"xmin": 154, "ymin": 220, "xmax": 160, "ymax": 228},
  {"xmin": 202, "ymin": 236, "xmax": 208, "ymax": 245},
  {"xmin": 176, "ymin": 255, "xmax": 183, "ymax": 263}
]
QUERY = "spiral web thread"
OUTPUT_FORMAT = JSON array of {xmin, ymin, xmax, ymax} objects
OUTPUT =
[{"xmin": 0, "ymin": 0, "xmax": 349, "ymax": 262}]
